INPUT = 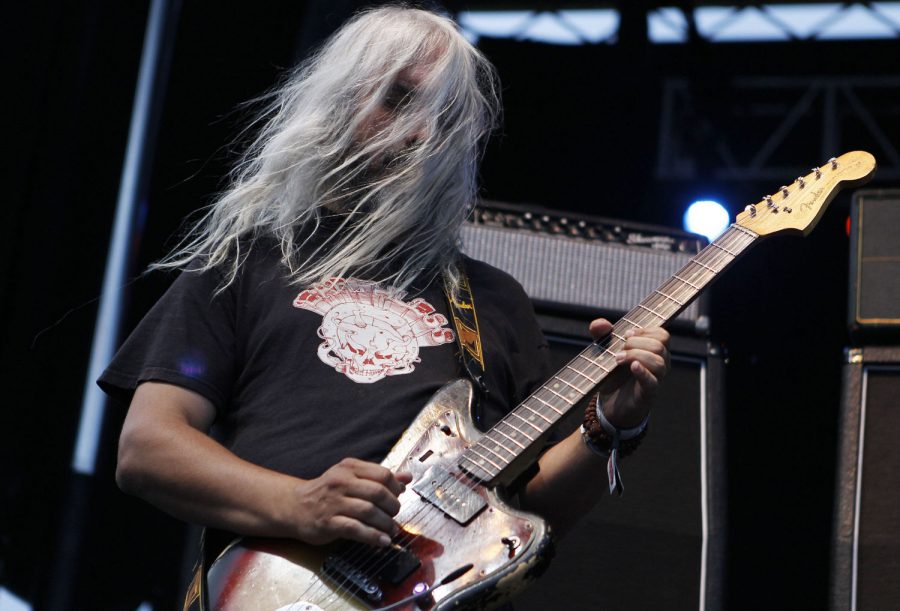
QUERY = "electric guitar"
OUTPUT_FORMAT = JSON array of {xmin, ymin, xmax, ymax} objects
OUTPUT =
[{"xmin": 203, "ymin": 151, "xmax": 876, "ymax": 610}]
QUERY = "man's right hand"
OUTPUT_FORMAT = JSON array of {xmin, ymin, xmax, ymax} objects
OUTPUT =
[{"xmin": 290, "ymin": 458, "xmax": 413, "ymax": 547}]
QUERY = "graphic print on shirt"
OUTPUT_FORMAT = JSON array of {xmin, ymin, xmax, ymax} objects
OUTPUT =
[{"xmin": 293, "ymin": 277, "xmax": 455, "ymax": 383}]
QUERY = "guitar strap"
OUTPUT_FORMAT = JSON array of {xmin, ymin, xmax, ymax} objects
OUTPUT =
[
  {"xmin": 183, "ymin": 265, "xmax": 489, "ymax": 610},
  {"xmin": 183, "ymin": 529, "xmax": 206, "ymax": 611},
  {"xmin": 442, "ymin": 262, "xmax": 488, "ymax": 425}
]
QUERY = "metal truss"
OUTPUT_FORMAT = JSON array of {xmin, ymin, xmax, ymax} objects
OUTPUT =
[{"xmin": 656, "ymin": 76, "xmax": 900, "ymax": 181}]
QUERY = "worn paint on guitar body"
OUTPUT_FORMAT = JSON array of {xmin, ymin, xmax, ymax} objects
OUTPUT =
[{"xmin": 206, "ymin": 380, "xmax": 554, "ymax": 610}]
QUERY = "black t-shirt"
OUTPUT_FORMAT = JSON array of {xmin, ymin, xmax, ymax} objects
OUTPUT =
[{"xmin": 99, "ymin": 243, "xmax": 550, "ymax": 480}]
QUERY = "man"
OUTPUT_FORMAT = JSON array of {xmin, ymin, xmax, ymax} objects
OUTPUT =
[{"xmin": 100, "ymin": 5, "xmax": 669, "ymax": 606}]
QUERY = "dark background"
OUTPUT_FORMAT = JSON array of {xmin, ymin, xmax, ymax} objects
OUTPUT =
[{"xmin": 3, "ymin": 1, "xmax": 898, "ymax": 609}]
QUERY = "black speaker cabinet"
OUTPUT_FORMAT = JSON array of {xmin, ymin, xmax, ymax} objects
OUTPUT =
[
  {"xmin": 848, "ymin": 190, "xmax": 900, "ymax": 340},
  {"xmin": 831, "ymin": 346, "xmax": 900, "ymax": 611},
  {"xmin": 516, "ymin": 311, "xmax": 726, "ymax": 611}
]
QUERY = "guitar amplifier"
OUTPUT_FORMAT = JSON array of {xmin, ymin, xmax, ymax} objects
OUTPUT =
[
  {"xmin": 462, "ymin": 202, "xmax": 725, "ymax": 611},
  {"xmin": 460, "ymin": 201, "xmax": 710, "ymax": 336},
  {"xmin": 831, "ymin": 347, "xmax": 900, "ymax": 611},
  {"xmin": 848, "ymin": 190, "xmax": 900, "ymax": 341}
]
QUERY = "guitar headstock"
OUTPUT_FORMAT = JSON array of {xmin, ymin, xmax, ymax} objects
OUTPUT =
[{"xmin": 735, "ymin": 151, "xmax": 876, "ymax": 236}]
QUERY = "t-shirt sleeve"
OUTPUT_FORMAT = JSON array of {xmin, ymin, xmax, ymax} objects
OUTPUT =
[{"xmin": 97, "ymin": 263, "xmax": 237, "ymax": 410}]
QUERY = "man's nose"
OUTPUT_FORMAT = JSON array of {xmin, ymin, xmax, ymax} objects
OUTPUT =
[{"xmin": 404, "ymin": 122, "xmax": 430, "ymax": 148}]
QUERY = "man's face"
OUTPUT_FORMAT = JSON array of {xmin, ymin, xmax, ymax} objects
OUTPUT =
[
  {"xmin": 354, "ymin": 62, "xmax": 430, "ymax": 155},
  {"xmin": 325, "ymin": 60, "xmax": 434, "ymax": 212}
]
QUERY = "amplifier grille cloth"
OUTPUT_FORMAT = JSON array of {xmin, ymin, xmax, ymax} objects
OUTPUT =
[{"xmin": 461, "ymin": 224, "xmax": 702, "ymax": 324}]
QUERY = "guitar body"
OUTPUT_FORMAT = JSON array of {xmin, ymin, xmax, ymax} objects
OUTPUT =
[{"xmin": 206, "ymin": 380, "xmax": 554, "ymax": 610}]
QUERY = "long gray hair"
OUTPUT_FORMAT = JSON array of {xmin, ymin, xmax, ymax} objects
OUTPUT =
[{"xmin": 154, "ymin": 5, "xmax": 500, "ymax": 291}]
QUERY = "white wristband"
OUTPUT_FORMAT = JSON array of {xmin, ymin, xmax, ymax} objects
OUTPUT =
[{"xmin": 596, "ymin": 401, "xmax": 649, "ymax": 441}]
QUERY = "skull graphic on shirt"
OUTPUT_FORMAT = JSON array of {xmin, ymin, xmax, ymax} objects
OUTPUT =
[{"xmin": 293, "ymin": 277, "xmax": 455, "ymax": 383}]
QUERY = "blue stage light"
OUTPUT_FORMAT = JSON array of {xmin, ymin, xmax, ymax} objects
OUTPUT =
[{"xmin": 683, "ymin": 200, "xmax": 730, "ymax": 242}]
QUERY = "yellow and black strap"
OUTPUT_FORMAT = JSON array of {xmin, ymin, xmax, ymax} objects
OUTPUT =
[{"xmin": 442, "ymin": 263, "xmax": 488, "ymax": 424}]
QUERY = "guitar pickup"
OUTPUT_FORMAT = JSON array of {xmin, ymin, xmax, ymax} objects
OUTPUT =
[
  {"xmin": 412, "ymin": 465, "xmax": 487, "ymax": 525},
  {"xmin": 322, "ymin": 551, "xmax": 384, "ymax": 604},
  {"xmin": 322, "ymin": 542, "xmax": 421, "ymax": 604}
]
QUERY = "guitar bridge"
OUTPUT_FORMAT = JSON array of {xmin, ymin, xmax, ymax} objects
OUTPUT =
[{"xmin": 412, "ymin": 465, "xmax": 487, "ymax": 525}]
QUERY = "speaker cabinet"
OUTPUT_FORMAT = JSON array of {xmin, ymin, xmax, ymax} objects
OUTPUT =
[
  {"xmin": 849, "ymin": 190, "xmax": 900, "ymax": 340},
  {"xmin": 831, "ymin": 347, "xmax": 900, "ymax": 610},
  {"xmin": 515, "ymin": 312, "xmax": 726, "ymax": 611}
]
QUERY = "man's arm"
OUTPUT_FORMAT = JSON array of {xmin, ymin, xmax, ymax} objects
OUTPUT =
[
  {"xmin": 521, "ymin": 319, "xmax": 670, "ymax": 535},
  {"xmin": 116, "ymin": 381, "xmax": 411, "ymax": 547}
]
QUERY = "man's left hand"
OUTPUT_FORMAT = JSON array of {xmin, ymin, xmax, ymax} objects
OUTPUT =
[{"xmin": 588, "ymin": 319, "xmax": 671, "ymax": 429}]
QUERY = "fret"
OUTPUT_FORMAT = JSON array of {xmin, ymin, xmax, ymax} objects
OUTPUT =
[
  {"xmin": 498, "ymin": 419, "xmax": 536, "ymax": 441},
  {"xmin": 477, "ymin": 440, "xmax": 514, "ymax": 462},
  {"xmin": 528, "ymin": 396, "xmax": 563, "ymax": 417},
  {"xmin": 468, "ymin": 445, "xmax": 505, "ymax": 471},
  {"xmin": 673, "ymin": 274, "xmax": 701, "ymax": 291},
  {"xmin": 597, "ymin": 346, "xmax": 619, "ymax": 361},
  {"xmin": 621, "ymin": 316, "xmax": 641, "ymax": 327},
  {"xmin": 552, "ymin": 375, "xmax": 590, "ymax": 394},
  {"xmin": 509, "ymin": 410, "xmax": 546, "ymax": 432},
  {"xmin": 565, "ymin": 364, "xmax": 599, "ymax": 384},
  {"xmin": 459, "ymin": 455, "xmax": 495, "ymax": 480},
  {"xmin": 637, "ymin": 303, "xmax": 666, "ymax": 320},
  {"xmin": 655, "ymin": 289, "xmax": 685, "ymax": 306},
  {"xmin": 610, "ymin": 331, "xmax": 627, "ymax": 342},
  {"xmin": 492, "ymin": 427, "xmax": 527, "ymax": 449},
  {"xmin": 542, "ymin": 385, "xmax": 576, "ymax": 406},
  {"xmin": 710, "ymin": 241, "xmax": 738, "ymax": 257},
  {"xmin": 692, "ymin": 258, "xmax": 718, "ymax": 274},
  {"xmin": 574, "ymin": 351, "xmax": 612, "ymax": 373}
]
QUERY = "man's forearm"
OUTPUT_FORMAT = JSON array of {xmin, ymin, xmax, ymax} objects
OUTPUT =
[
  {"xmin": 117, "ymin": 412, "xmax": 301, "ymax": 539},
  {"xmin": 520, "ymin": 429, "xmax": 608, "ymax": 537}
]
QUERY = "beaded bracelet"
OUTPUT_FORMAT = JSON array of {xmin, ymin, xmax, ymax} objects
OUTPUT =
[{"xmin": 581, "ymin": 395, "xmax": 648, "ymax": 458}]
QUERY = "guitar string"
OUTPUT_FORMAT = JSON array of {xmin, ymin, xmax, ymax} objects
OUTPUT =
[{"xmin": 287, "ymin": 219, "xmax": 763, "ymax": 608}]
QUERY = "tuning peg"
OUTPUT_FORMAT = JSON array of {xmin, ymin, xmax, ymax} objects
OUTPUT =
[
  {"xmin": 745, "ymin": 204, "xmax": 757, "ymax": 217},
  {"xmin": 813, "ymin": 167, "xmax": 822, "ymax": 179},
  {"xmin": 829, "ymin": 157, "xmax": 838, "ymax": 170},
  {"xmin": 797, "ymin": 176, "xmax": 806, "ymax": 189},
  {"xmin": 765, "ymin": 195, "xmax": 775, "ymax": 208},
  {"xmin": 780, "ymin": 186, "xmax": 790, "ymax": 198}
]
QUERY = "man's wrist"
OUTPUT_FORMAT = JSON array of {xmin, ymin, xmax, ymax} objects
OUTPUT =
[{"xmin": 596, "ymin": 402, "xmax": 649, "ymax": 441}]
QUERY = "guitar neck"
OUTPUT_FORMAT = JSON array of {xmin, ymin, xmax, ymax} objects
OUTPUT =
[{"xmin": 459, "ymin": 223, "xmax": 759, "ymax": 485}]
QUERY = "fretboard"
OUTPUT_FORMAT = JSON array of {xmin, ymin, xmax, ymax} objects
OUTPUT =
[{"xmin": 459, "ymin": 223, "xmax": 759, "ymax": 484}]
